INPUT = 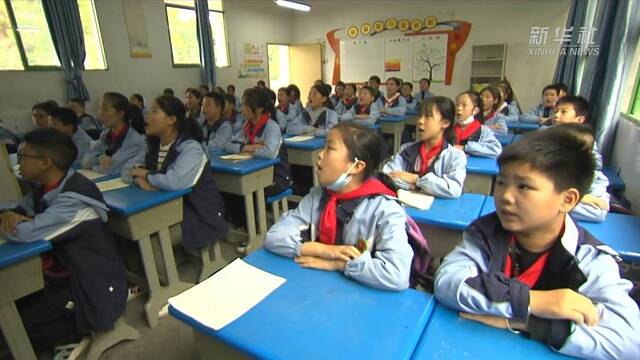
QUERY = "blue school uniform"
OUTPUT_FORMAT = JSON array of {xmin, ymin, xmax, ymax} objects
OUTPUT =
[
  {"xmin": 456, "ymin": 123, "xmax": 502, "ymax": 158},
  {"xmin": 339, "ymin": 102, "xmax": 381, "ymax": 126},
  {"xmin": 79, "ymin": 113, "xmax": 102, "ymax": 132},
  {"xmin": 571, "ymin": 169, "xmax": 610, "ymax": 223},
  {"xmin": 499, "ymin": 101, "xmax": 520, "ymax": 122},
  {"xmin": 414, "ymin": 90, "xmax": 434, "ymax": 103},
  {"xmin": 404, "ymin": 95, "xmax": 418, "ymax": 111},
  {"xmin": 329, "ymin": 94, "xmax": 340, "ymax": 108},
  {"xmin": 520, "ymin": 104, "xmax": 554, "ymax": 123},
  {"xmin": 334, "ymin": 97, "xmax": 357, "ymax": 116},
  {"xmin": 286, "ymin": 107, "xmax": 338, "ymax": 137},
  {"xmin": 0, "ymin": 170, "xmax": 127, "ymax": 332},
  {"xmin": 435, "ymin": 213, "xmax": 640, "ymax": 359},
  {"xmin": 482, "ymin": 112, "xmax": 509, "ymax": 136},
  {"xmin": 264, "ymin": 185, "xmax": 413, "ymax": 290},
  {"xmin": 383, "ymin": 141, "xmax": 467, "ymax": 198},
  {"xmin": 202, "ymin": 118, "xmax": 234, "ymax": 152},
  {"xmin": 122, "ymin": 136, "xmax": 228, "ymax": 251},
  {"xmin": 82, "ymin": 126, "xmax": 145, "ymax": 175},
  {"xmin": 378, "ymin": 94, "xmax": 407, "ymax": 116},
  {"xmin": 275, "ymin": 103, "xmax": 300, "ymax": 133},
  {"xmin": 72, "ymin": 128, "xmax": 92, "ymax": 166},
  {"xmin": 291, "ymin": 99, "xmax": 303, "ymax": 114},
  {"xmin": 233, "ymin": 96, "xmax": 242, "ymax": 114}
]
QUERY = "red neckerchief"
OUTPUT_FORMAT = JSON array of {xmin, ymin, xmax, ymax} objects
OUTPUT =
[
  {"xmin": 43, "ymin": 178, "xmax": 62, "ymax": 194},
  {"xmin": 384, "ymin": 93, "xmax": 400, "ymax": 108},
  {"xmin": 319, "ymin": 178, "xmax": 395, "ymax": 245},
  {"xmin": 454, "ymin": 120, "xmax": 482, "ymax": 145},
  {"xmin": 418, "ymin": 138, "xmax": 444, "ymax": 176},
  {"xmin": 357, "ymin": 103, "xmax": 370, "ymax": 115},
  {"xmin": 244, "ymin": 113, "xmax": 270, "ymax": 144},
  {"xmin": 343, "ymin": 97, "xmax": 356, "ymax": 106},
  {"xmin": 109, "ymin": 124, "xmax": 128, "ymax": 143}
]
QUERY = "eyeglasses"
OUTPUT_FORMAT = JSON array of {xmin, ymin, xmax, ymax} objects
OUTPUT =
[{"xmin": 17, "ymin": 152, "xmax": 45, "ymax": 162}]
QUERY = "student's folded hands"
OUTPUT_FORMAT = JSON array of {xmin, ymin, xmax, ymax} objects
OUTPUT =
[
  {"xmin": 133, "ymin": 177, "xmax": 157, "ymax": 192},
  {"xmin": 0, "ymin": 210, "xmax": 32, "ymax": 235},
  {"xmin": 388, "ymin": 171, "xmax": 419, "ymax": 185},
  {"xmin": 129, "ymin": 167, "xmax": 149, "ymax": 179},
  {"xmin": 459, "ymin": 313, "xmax": 528, "ymax": 332},
  {"xmin": 294, "ymin": 256, "xmax": 346, "ymax": 271},
  {"xmin": 529, "ymin": 289, "xmax": 599, "ymax": 326},
  {"xmin": 300, "ymin": 242, "xmax": 361, "ymax": 262}
]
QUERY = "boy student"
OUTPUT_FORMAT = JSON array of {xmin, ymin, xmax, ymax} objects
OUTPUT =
[
  {"xmin": 415, "ymin": 78, "xmax": 434, "ymax": 103},
  {"xmin": 368, "ymin": 75, "xmax": 384, "ymax": 101},
  {"xmin": 275, "ymin": 87, "xmax": 299, "ymax": 132},
  {"xmin": 339, "ymin": 86, "xmax": 381, "ymax": 126},
  {"xmin": 0, "ymin": 129, "xmax": 127, "ymax": 351},
  {"xmin": 67, "ymin": 98, "xmax": 101, "ymax": 135},
  {"xmin": 401, "ymin": 82, "xmax": 418, "ymax": 111},
  {"xmin": 31, "ymin": 100, "xmax": 58, "ymax": 129},
  {"xmin": 227, "ymin": 84, "xmax": 242, "ymax": 113},
  {"xmin": 201, "ymin": 91, "xmax": 233, "ymax": 152},
  {"xmin": 223, "ymin": 93, "xmax": 244, "ymax": 134},
  {"xmin": 520, "ymin": 84, "xmax": 558, "ymax": 125},
  {"xmin": 329, "ymin": 81, "xmax": 345, "ymax": 107},
  {"xmin": 49, "ymin": 107, "xmax": 92, "ymax": 166},
  {"xmin": 434, "ymin": 129, "xmax": 640, "ymax": 359}
]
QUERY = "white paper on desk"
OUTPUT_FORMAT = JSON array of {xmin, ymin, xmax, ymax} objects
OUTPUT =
[
  {"xmin": 398, "ymin": 189, "xmax": 434, "ymax": 210},
  {"xmin": 285, "ymin": 135, "xmax": 314, "ymax": 142},
  {"xmin": 76, "ymin": 169, "xmax": 106, "ymax": 180},
  {"xmin": 0, "ymin": 237, "xmax": 6, "ymax": 245},
  {"xmin": 168, "ymin": 258, "xmax": 285, "ymax": 330},
  {"xmin": 220, "ymin": 153, "xmax": 253, "ymax": 161},
  {"xmin": 96, "ymin": 178, "xmax": 129, "ymax": 192}
]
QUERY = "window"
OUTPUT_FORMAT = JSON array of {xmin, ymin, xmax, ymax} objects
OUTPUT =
[
  {"xmin": 630, "ymin": 68, "xmax": 640, "ymax": 117},
  {"xmin": 164, "ymin": 0, "xmax": 230, "ymax": 67},
  {"xmin": 0, "ymin": 0, "xmax": 107, "ymax": 71}
]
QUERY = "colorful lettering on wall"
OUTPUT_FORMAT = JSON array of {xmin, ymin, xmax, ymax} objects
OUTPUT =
[
  {"xmin": 237, "ymin": 42, "xmax": 267, "ymax": 78},
  {"xmin": 326, "ymin": 17, "xmax": 471, "ymax": 85}
]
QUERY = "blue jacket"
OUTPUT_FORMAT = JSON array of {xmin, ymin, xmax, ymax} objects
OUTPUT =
[
  {"xmin": 334, "ymin": 97, "xmax": 357, "ymax": 116},
  {"xmin": 571, "ymin": 169, "xmax": 610, "ymax": 223},
  {"xmin": 82, "ymin": 126, "xmax": 145, "ymax": 175},
  {"xmin": 291, "ymin": 99, "xmax": 303, "ymax": 114},
  {"xmin": 383, "ymin": 141, "xmax": 467, "ymax": 198},
  {"xmin": 499, "ymin": 101, "xmax": 520, "ymax": 122},
  {"xmin": 404, "ymin": 95, "xmax": 418, "ymax": 111},
  {"xmin": 377, "ymin": 95, "xmax": 407, "ymax": 116},
  {"xmin": 79, "ymin": 114, "xmax": 102, "ymax": 132},
  {"xmin": 0, "ymin": 170, "xmax": 127, "ymax": 332},
  {"xmin": 435, "ymin": 213, "xmax": 640, "ymax": 359},
  {"xmin": 233, "ymin": 96, "xmax": 242, "ymax": 114},
  {"xmin": 202, "ymin": 119, "xmax": 234, "ymax": 152},
  {"xmin": 122, "ymin": 137, "xmax": 228, "ymax": 251},
  {"xmin": 483, "ymin": 113, "xmax": 509, "ymax": 136},
  {"xmin": 414, "ymin": 90, "xmax": 434, "ymax": 103},
  {"xmin": 71, "ymin": 129, "xmax": 92, "ymax": 167},
  {"xmin": 264, "ymin": 186, "xmax": 413, "ymax": 291},
  {"xmin": 339, "ymin": 102, "xmax": 381, "ymax": 126},
  {"xmin": 520, "ymin": 104, "xmax": 554, "ymax": 123},
  {"xmin": 460, "ymin": 124, "xmax": 502, "ymax": 158},
  {"xmin": 287, "ymin": 108, "xmax": 338, "ymax": 137},
  {"xmin": 275, "ymin": 103, "xmax": 300, "ymax": 133}
]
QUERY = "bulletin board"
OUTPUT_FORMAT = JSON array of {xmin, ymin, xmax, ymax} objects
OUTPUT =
[{"xmin": 383, "ymin": 37, "xmax": 414, "ymax": 81}]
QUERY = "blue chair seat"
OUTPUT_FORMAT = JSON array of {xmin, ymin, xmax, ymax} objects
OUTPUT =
[
  {"xmin": 603, "ymin": 166, "xmax": 625, "ymax": 192},
  {"xmin": 267, "ymin": 188, "xmax": 293, "ymax": 204}
]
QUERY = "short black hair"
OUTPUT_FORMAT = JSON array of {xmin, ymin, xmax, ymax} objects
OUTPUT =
[
  {"xmin": 22, "ymin": 128, "xmax": 77, "ymax": 171},
  {"xmin": 203, "ymin": 91, "xmax": 225, "ymax": 109},
  {"xmin": 422, "ymin": 96, "xmax": 456, "ymax": 144},
  {"xmin": 555, "ymin": 82, "xmax": 569, "ymax": 95},
  {"xmin": 332, "ymin": 123, "xmax": 383, "ymax": 179},
  {"xmin": 130, "ymin": 93, "xmax": 144, "ymax": 106},
  {"xmin": 163, "ymin": 88, "xmax": 174, "ymax": 96},
  {"xmin": 49, "ymin": 107, "xmax": 79, "ymax": 132},
  {"xmin": 498, "ymin": 128, "xmax": 595, "ymax": 197},
  {"xmin": 336, "ymin": 81, "xmax": 345, "ymax": 88},
  {"xmin": 547, "ymin": 123, "xmax": 594, "ymax": 150},
  {"xmin": 556, "ymin": 95, "xmax": 591, "ymax": 123},
  {"xmin": 223, "ymin": 94, "xmax": 236, "ymax": 105},
  {"xmin": 32, "ymin": 101, "xmax": 58, "ymax": 114},
  {"xmin": 402, "ymin": 82, "xmax": 413, "ymax": 90},
  {"xmin": 419, "ymin": 78, "xmax": 431, "ymax": 86},
  {"xmin": 257, "ymin": 80, "xmax": 266, "ymax": 87},
  {"xmin": 369, "ymin": 75, "xmax": 381, "ymax": 83},
  {"xmin": 68, "ymin": 98, "xmax": 86, "ymax": 107},
  {"xmin": 359, "ymin": 86, "xmax": 375, "ymax": 97},
  {"xmin": 542, "ymin": 84, "xmax": 558, "ymax": 95},
  {"xmin": 227, "ymin": 84, "xmax": 236, "ymax": 91}
]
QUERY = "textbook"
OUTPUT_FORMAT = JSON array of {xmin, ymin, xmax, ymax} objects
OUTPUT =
[
  {"xmin": 77, "ymin": 169, "xmax": 107, "ymax": 180},
  {"xmin": 220, "ymin": 153, "xmax": 253, "ymax": 161},
  {"xmin": 285, "ymin": 135, "xmax": 315, "ymax": 142},
  {"xmin": 96, "ymin": 178, "xmax": 130, "ymax": 192},
  {"xmin": 398, "ymin": 189, "xmax": 434, "ymax": 210},
  {"xmin": 168, "ymin": 258, "xmax": 286, "ymax": 331}
]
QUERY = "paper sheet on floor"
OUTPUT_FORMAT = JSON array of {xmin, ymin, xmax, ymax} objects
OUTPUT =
[
  {"xmin": 398, "ymin": 189, "xmax": 434, "ymax": 210},
  {"xmin": 168, "ymin": 258, "xmax": 286, "ymax": 331}
]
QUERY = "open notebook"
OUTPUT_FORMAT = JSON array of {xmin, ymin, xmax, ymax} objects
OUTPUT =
[
  {"xmin": 397, "ymin": 189, "xmax": 435, "ymax": 211},
  {"xmin": 76, "ymin": 169, "xmax": 107, "ymax": 180},
  {"xmin": 96, "ymin": 178, "xmax": 129, "ymax": 192},
  {"xmin": 168, "ymin": 258, "xmax": 286, "ymax": 331}
]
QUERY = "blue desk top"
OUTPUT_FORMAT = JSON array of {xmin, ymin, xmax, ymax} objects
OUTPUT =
[
  {"xmin": 466, "ymin": 156, "xmax": 499, "ymax": 175},
  {"xmin": 210, "ymin": 154, "xmax": 280, "ymax": 175},
  {"xmin": 283, "ymin": 136, "xmax": 325, "ymax": 150},
  {"xmin": 380, "ymin": 114, "xmax": 407, "ymax": 122},
  {"xmin": 602, "ymin": 166, "xmax": 625, "ymax": 192},
  {"xmin": 480, "ymin": 195, "xmax": 496, "ymax": 216},
  {"xmin": 170, "ymin": 249, "xmax": 436, "ymax": 360},
  {"xmin": 581, "ymin": 213, "xmax": 640, "ymax": 262},
  {"xmin": 406, "ymin": 109, "xmax": 418, "ymax": 116},
  {"xmin": 406, "ymin": 193, "xmax": 486, "ymax": 231},
  {"xmin": 495, "ymin": 133, "xmax": 515, "ymax": 146},
  {"xmin": 0, "ymin": 240, "xmax": 52, "ymax": 268},
  {"xmin": 507, "ymin": 122, "xmax": 540, "ymax": 131},
  {"xmin": 411, "ymin": 304, "xmax": 568, "ymax": 359},
  {"xmin": 102, "ymin": 185, "xmax": 191, "ymax": 215}
]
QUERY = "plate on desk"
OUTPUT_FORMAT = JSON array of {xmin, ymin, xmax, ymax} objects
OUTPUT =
[
  {"xmin": 220, "ymin": 154, "xmax": 254, "ymax": 161},
  {"xmin": 285, "ymin": 135, "xmax": 315, "ymax": 142}
]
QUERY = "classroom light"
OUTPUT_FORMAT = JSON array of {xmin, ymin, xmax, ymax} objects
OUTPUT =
[{"xmin": 274, "ymin": 0, "xmax": 310, "ymax": 12}]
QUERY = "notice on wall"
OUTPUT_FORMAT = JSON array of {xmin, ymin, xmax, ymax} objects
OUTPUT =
[{"xmin": 237, "ymin": 42, "xmax": 267, "ymax": 78}]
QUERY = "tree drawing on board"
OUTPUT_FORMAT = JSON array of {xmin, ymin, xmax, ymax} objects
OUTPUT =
[
  {"xmin": 415, "ymin": 43, "xmax": 445, "ymax": 82},
  {"xmin": 412, "ymin": 35, "xmax": 447, "ymax": 82}
]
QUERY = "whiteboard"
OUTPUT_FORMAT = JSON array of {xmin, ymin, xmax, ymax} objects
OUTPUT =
[
  {"xmin": 340, "ymin": 39, "xmax": 385, "ymax": 83},
  {"xmin": 384, "ymin": 37, "xmax": 414, "ymax": 81},
  {"xmin": 412, "ymin": 34, "xmax": 447, "ymax": 82}
]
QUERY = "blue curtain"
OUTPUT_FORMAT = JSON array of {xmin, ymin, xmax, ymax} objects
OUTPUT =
[
  {"xmin": 195, "ymin": 0, "xmax": 216, "ymax": 88},
  {"xmin": 552, "ymin": 0, "xmax": 588, "ymax": 94},
  {"xmin": 42, "ymin": 0, "xmax": 90, "ymax": 101},
  {"xmin": 579, "ymin": 0, "xmax": 640, "ymax": 162}
]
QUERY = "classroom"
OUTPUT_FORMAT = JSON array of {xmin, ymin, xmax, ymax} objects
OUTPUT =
[{"xmin": 1, "ymin": 0, "xmax": 639, "ymax": 359}]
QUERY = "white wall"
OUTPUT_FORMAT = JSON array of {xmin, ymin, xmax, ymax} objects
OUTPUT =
[
  {"xmin": 0, "ymin": 0, "xmax": 293, "ymax": 133},
  {"xmin": 610, "ymin": 114, "xmax": 640, "ymax": 214},
  {"xmin": 290, "ymin": 0, "xmax": 570, "ymax": 110}
]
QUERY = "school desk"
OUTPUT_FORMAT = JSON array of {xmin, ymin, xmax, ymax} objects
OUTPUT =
[
  {"xmin": 210, "ymin": 154, "xmax": 279, "ymax": 253},
  {"xmin": 380, "ymin": 114, "xmax": 407, "ymax": 154},
  {"xmin": 406, "ymin": 193, "xmax": 486, "ymax": 261},
  {"xmin": 170, "ymin": 249, "xmax": 436, "ymax": 359},
  {"xmin": 495, "ymin": 133, "xmax": 515, "ymax": 146},
  {"xmin": 0, "ymin": 238, "xmax": 52, "ymax": 360},
  {"xmin": 464, "ymin": 156, "xmax": 499, "ymax": 195},
  {"xmin": 507, "ymin": 121, "xmax": 540, "ymax": 133},
  {"xmin": 411, "ymin": 303, "xmax": 568, "ymax": 359},
  {"xmin": 284, "ymin": 136, "xmax": 324, "ymax": 187},
  {"xmin": 102, "ymin": 185, "xmax": 193, "ymax": 328},
  {"xmin": 480, "ymin": 195, "xmax": 496, "ymax": 217},
  {"xmin": 406, "ymin": 109, "xmax": 419, "ymax": 126}
]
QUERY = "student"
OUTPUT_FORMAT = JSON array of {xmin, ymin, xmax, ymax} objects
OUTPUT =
[
  {"xmin": 401, "ymin": 82, "xmax": 418, "ymax": 111},
  {"xmin": 201, "ymin": 91, "xmax": 233, "ymax": 152},
  {"xmin": 227, "ymin": 84, "xmax": 242, "ymax": 113},
  {"xmin": 553, "ymin": 95, "xmax": 602, "ymax": 169},
  {"xmin": 31, "ymin": 101, "xmax": 58, "ymax": 129},
  {"xmin": 82, "ymin": 92, "xmax": 145, "ymax": 175},
  {"xmin": 329, "ymin": 81, "xmax": 345, "ymax": 107},
  {"xmin": 335, "ymin": 83, "xmax": 357, "ymax": 116},
  {"xmin": 287, "ymin": 85, "xmax": 338, "ymax": 137},
  {"xmin": 0, "ymin": 129, "xmax": 127, "ymax": 351},
  {"xmin": 479, "ymin": 86, "xmax": 508, "ymax": 135},
  {"xmin": 288, "ymin": 84, "xmax": 303, "ymax": 114},
  {"xmin": 383, "ymin": 96, "xmax": 466, "ymax": 198},
  {"xmin": 368, "ymin": 75, "xmax": 385, "ymax": 101},
  {"xmin": 256, "ymin": 80, "xmax": 266, "ymax": 88},
  {"xmin": 555, "ymin": 82, "xmax": 569, "ymax": 98},
  {"xmin": 184, "ymin": 88, "xmax": 203, "ymax": 126},
  {"xmin": 379, "ymin": 77, "xmax": 407, "ymax": 116},
  {"xmin": 163, "ymin": 88, "xmax": 175, "ymax": 97},
  {"xmin": 264, "ymin": 123, "xmax": 413, "ymax": 290},
  {"xmin": 67, "ymin": 98, "xmax": 101, "ymax": 134},
  {"xmin": 121, "ymin": 95, "xmax": 228, "ymax": 253},
  {"xmin": 339, "ymin": 86, "xmax": 381, "ymax": 126},
  {"xmin": 415, "ymin": 78, "xmax": 434, "ymax": 103},
  {"xmin": 520, "ymin": 84, "xmax": 558, "ymax": 124},
  {"xmin": 129, "ymin": 93, "xmax": 148, "ymax": 118},
  {"xmin": 455, "ymin": 91, "xmax": 502, "ymax": 157},
  {"xmin": 496, "ymin": 80, "xmax": 520, "ymax": 122},
  {"xmin": 434, "ymin": 129, "xmax": 640, "ymax": 359},
  {"xmin": 214, "ymin": 86, "xmax": 226, "ymax": 95},
  {"xmin": 223, "ymin": 94, "xmax": 245, "ymax": 134},
  {"xmin": 48, "ymin": 107, "xmax": 92, "ymax": 167},
  {"xmin": 198, "ymin": 84, "xmax": 209, "ymax": 96},
  {"xmin": 275, "ymin": 87, "xmax": 299, "ymax": 132},
  {"xmin": 313, "ymin": 79, "xmax": 324, "ymax": 87}
]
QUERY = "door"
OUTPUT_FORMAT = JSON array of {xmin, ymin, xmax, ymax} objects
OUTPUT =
[{"xmin": 289, "ymin": 44, "xmax": 322, "ymax": 99}]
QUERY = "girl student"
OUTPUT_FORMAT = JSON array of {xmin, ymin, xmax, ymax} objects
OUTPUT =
[
  {"xmin": 286, "ymin": 85, "xmax": 338, "ymax": 137},
  {"xmin": 329, "ymin": 81, "xmax": 345, "ymax": 107},
  {"xmin": 335, "ymin": 83, "xmax": 358, "ymax": 116},
  {"xmin": 339, "ymin": 86, "xmax": 381, "ymax": 126},
  {"xmin": 287, "ymin": 84, "xmax": 303, "ymax": 114},
  {"xmin": 383, "ymin": 96, "xmax": 467, "ymax": 198},
  {"xmin": 495, "ymin": 79, "xmax": 520, "ymax": 122},
  {"xmin": 184, "ymin": 88, "xmax": 204, "ymax": 125},
  {"xmin": 82, "ymin": 92, "xmax": 145, "ymax": 175},
  {"xmin": 453, "ymin": 91, "xmax": 502, "ymax": 158},
  {"xmin": 264, "ymin": 123, "xmax": 413, "ymax": 291},
  {"xmin": 379, "ymin": 77, "xmax": 407, "ymax": 116},
  {"xmin": 223, "ymin": 93, "xmax": 244, "ymax": 134},
  {"xmin": 479, "ymin": 86, "xmax": 508, "ymax": 135},
  {"xmin": 401, "ymin": 82, "xmax": 418, "ymax": 111},
  {"xmin": 275, "ymin": 87, "xmax": 299, "ymax": 132}
]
